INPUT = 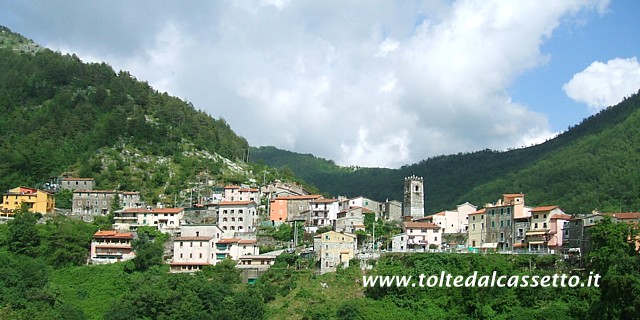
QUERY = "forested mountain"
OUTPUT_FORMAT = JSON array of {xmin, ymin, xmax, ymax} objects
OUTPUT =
[
  {"xmin": 0, "ymin": 26, "xmax": 252, "ymax": 203},
  {"xmin": 251, "ymin": 91, "xmax": 640, "ymax": 215}
]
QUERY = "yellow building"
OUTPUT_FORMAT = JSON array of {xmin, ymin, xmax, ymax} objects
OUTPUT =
[
  {"xmin": 313, "ymin": 230, "xmax": 357, "ymax": 274},
  {"xmin": 1, "ymin": 187, "xmax": 55, "ymax": 216}
]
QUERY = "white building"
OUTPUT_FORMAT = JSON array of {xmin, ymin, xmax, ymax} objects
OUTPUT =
[
  {"xmin": 392, "ymin": 221, "xmax": 441, "ymax": 252},
  {"xmin": 308, "ymin": 198, "xmax": 340, "ymax": 232},
  {"xmin": 169, "ymin": 224, "xmax": 258, "ymax": 273},
  {"xmin": 418, "ymin": 202, "xmax": 476, "ymax": 234},
  {"xmin": 215, "ymin": 201, "xmax": 259, "ymax": 237},
  {"xmin": 90, "ymin": 230, "xmax": 135, "ymax": 264},
  {"xmin": 115, "ymin": 207, "xmax": 184, "ymax": 233}
]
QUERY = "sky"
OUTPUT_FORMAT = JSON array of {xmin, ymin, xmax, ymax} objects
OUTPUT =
[{"xmin": 2, "ymin": 0, "xmax": 640, "ymax": 168}]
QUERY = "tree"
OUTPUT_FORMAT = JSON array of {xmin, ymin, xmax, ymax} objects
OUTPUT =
[
  {"xmin": 130, "ymin": 232, "xmax": 163, "ymax": 272},
  {"xmin": 7, "ymin": 203, "xmax": 41, "ymax": 257}
]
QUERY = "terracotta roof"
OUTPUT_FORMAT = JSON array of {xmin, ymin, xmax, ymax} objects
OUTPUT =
[
  {"xmin": 274, "ymin": 195, "xmax": 322, "ymax": 200},
  {"xmin": 404, "ymin": 222, "xmax": 440, "ymax": 229},
  {"xmin": 353, "ymin": 224, "xmax": 366, "ymax": 228},
  {"xmin": 550, "ymin": 213, "xmax": 572, "ymax": 220},
  {"xmin": 613, "ymin": 213, "xmax": 640, "ymax": 220},
  {"xmin": 217, "ymin": 238, "xmax": 240, "ymax": 244},
  {"xmin": 224, "ymin": 185, "xmax": 240, "ymax": 189},
  {"xmin": 175, "ymin": 236, "xmax": 213, "ymax": 241},
  {"xmin": 238, "ymin": 188, "xmax": 259, "ymax": 192},
  {"xmin": 469, "ymin": 209, "xmax": 486, "ymax": 215},
  {"xmin": 238, "ymin": 239, "xmax": 257, "ymax": 244},
  {"xmin": 217, "ymin": 201, "xmax": 255, "ymax": 206},
  {"xmin": 93, "ymin": 230, "xmax": 134, "ymax": 239},
  {"xmin": 503, "ymin": 193, "xmax": 525, "ymax": 197},
  {"xmin": 413, "ymin": 217, "xmax": 432, "ymax": 222},
  {"xmin": 531, "ymin": 206, "xmax": 559, "ymax": 212},
  {"xmin": 434, "ymin": 211, "xmax": 446, "ymax": 216}
]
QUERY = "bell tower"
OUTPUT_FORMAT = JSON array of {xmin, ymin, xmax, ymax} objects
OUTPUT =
[{"xmin": 403, "ymin": 175, "xmax": 424, "ymax": 220}]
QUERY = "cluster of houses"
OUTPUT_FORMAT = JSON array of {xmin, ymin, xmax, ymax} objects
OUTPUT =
[{"xmin": 3, "ymin": 175, "xmax": 640, "ymax": 276}]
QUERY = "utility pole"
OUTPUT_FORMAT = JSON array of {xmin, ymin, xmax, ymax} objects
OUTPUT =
[
  {"xmin": 372, "ymin": 216, "xmax": 376, "ymax": 251},
  {"xmin": 294, "ymin": 221, "xmax": 298, "ymax": 247}
]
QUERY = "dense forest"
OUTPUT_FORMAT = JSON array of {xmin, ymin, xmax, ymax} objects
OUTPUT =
[
  {"xmin": 1, "ymin": 205, "xmax": 638, "ymax": 319},
  {"xmin": 251, "ymin": 91, "xmax": 640, "ymax": 215},
  {"xmin": 0, "ymin": 26, "xmax": 250, "ymax": 202}
]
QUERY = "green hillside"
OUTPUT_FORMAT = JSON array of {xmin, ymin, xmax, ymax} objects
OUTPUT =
[
  {"xmin": 0, "ymin": 26, "xmax": 251, "ymax": 203},
  {"xmin": 251, "ymin": 92, "xmax": 640, "ymax": 214}
]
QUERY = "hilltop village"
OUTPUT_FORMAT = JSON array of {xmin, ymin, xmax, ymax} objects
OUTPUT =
[{"xmin": 1, "ymin": 175, "xmax": 636, "ymax": 279}]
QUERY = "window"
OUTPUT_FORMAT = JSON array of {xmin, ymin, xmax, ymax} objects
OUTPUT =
[
  {"xmin": 434, "ymin": 237, "xmax": 438, "ymax": 242},
  {"xmin": 534, "ymin": 223, "xmax": 538, "ymax": 229},
  {"xmin": 199, "ymin": 253, "xmax": 202, "ymax": 258},
  {"xmin": 491, "ymin": 221, "xmax": 495, "ymax": 228},
  {"xmin": 543, "ymin": 223, "xmax": 547, "ymax": 229},
  {"xmin": 180, "ymin": 242, "xmax": 183, "ymax": 247}
]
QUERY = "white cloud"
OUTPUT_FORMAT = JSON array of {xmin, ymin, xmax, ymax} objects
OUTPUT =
[
  {"xmin": 563, "ymin": 57, "xmax": 640, "ymax": 111},
  {"xmin": 3, "ymin": 0, "xmax": 610, "ymax": 168}
]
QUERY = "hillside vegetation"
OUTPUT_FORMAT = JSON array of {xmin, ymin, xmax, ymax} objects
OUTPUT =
[
  {"xmin": 0, "ymin": 26, "xmax": 251, "ymax": 202},
  {"xmin": 251, "ymin": 92, "xmax": 640, "ymax": 214}
]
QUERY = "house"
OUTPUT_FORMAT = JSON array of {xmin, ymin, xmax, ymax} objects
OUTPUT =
[
  {"xmin": 90, "ymin": 230, "xmax": 135, "ymax": 264},
  {"xmin": 467, "ymin": 209, "xmax": 486, "ymax": 250},
  {"xmin": 72, "ymin": 190, "xmax": 142, "ymax": 221},
  {"xmin": 417, "ymin": 202, "xmax": 476, "ymax": 234},
  {"xmin": 115, "ymin": 207, "xmax": 184, "ymax": 233},
  {"xmin": 476, "ymin": 194, "xmax": 531, "ymax": 251},
  {"xmin": 335, "ymin": 206, "xmax": 374, "ymax": 233},
  {"xmin": 308, "ymin": 198, "xmax": 340, "ymax": 232},
  {"xmin": 564, "ymin": 213, "xmax": 603, "ymax": 255},
  {"xmin": 1, "ymin": 186, "xmax": 55, "ymax": 216},
  {"xmin": 383, "ymin": 199, "xmax": 403, "ymax": 221},
  {"xmin": 169, "ymin": 224, "xmax": 222, "ymax": 273},
  {"xmin": 392, "ymin": 221, "xmax": 441, "ymax": 252},
  {"xmin": 564, "ymin": 212, "xmax": 640, "ymax": 255},
  {"xmin": 340, "ymin": 196, "xmax": 382, "ymax": 219},
  {"xmin": 261, "ymin": 181, "xmax": 309, "ymax": 200},
  {"xmin": 313, "ymin": 231, "xmax": 357, "ymax": 274},
  {"xmin": 237, "ymin": 254, "xmax": 278, "ymax": 284},
  {"xmin": 526, "ymin": 206, "xmax": 568, "ymax": 252},
  {"xmin": 269, "ymin": 194, "xmax": 322, "ymax": 223},
  {"xmin": 222, "ymin": 185, "xmax": 260, "ymax": 202},
  {"xmin": 214, "ymin": 201, "xmax": 259, "ymax": 237},
  {"xmin": 215, "ymin": 238, "xmax": 259, "ymax": 261},
  {"xmin": 548, "ymin": 212, "xmax": 572, "ymax": 252},
  {"xmin": 169, "ymin": 224, "xmax": 258, "ymax": 273},
  {"xmin": 60, "ymin": 177, "xmax": 95, "ymax": 191},
  {"xmin": 513, "ymin": 215, "xmax": 531, "ymax": 250}
]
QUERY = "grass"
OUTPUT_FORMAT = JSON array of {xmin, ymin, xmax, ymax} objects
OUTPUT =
[{"xmin": 49, "ymin": 263, "xmax": 129, "ymax": 319}]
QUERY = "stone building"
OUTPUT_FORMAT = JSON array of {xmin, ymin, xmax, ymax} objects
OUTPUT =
[
  {"xmin": 403, "ymin": 176, "xmax": 424, "ymax": 220},
  {"xmin": 313, "ymin": 231, "xmax": 357, "ymax": 274}
]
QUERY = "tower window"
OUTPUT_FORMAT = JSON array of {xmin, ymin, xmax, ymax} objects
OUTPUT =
[{"xmin": 415, "ymin": 186, "xmax": 419, "ymax": 192}]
